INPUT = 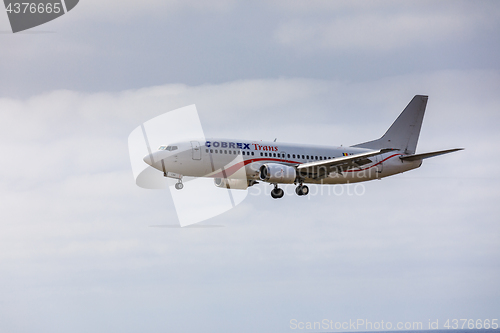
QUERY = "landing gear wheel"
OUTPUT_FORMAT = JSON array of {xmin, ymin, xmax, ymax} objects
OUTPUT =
[
  {"xmin": 271, "ymin": 187, "xmax": 284, "ymax": 199},
  {"xmin": 301, "ymin": 185, "xmax": 309, "ymax": 195},
  {"xmin": 295, "ymin": 185, "xmax": 309, "ymax": 196},
  {"xmin": 174, "ymin": 182, "xmax": 184, "ymax": 190}
]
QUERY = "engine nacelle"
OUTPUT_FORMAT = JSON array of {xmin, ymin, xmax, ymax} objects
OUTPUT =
[
  {"xmin": 214, "ymin": 178, "xmax": 250, "ymax": 190},
  {"xmin": 259, "ymin": 163, "xmax": 297, "ymax": 183}
]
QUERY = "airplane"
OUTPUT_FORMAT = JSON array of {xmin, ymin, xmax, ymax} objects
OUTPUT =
[{"xmin": 142, "ymin": 95, "xmax": 463, "ymax": 199}]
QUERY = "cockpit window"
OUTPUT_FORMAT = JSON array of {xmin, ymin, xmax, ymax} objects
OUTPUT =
[{"xmin": 158, "ymin": 145, "xmax": 178, "ymax": 151}]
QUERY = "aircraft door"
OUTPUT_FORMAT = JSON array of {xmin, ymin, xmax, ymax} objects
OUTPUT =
[{"xmin": 191, "ymin": 141, "xmax": 201, "ymax": 160}]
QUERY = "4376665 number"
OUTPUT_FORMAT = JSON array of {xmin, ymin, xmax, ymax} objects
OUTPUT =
[
  {"xmin": 6, "ymin": 2, "xmax": 62, "ymax": 14},
  {"xmin": 444, "ymin": 319, "xmax": 498, "ymax": 329}
]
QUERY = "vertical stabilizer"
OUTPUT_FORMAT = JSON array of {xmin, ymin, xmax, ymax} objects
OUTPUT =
[{"xmin": 352, "ymin": 95, "xmax": 428, "ymax": 154}]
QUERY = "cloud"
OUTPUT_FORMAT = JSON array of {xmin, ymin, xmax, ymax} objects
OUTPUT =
[
  {"xmin": 2, "ymin": 70, "xmax": 497, "ymax": 191},
  {"xmin": 71, "ymin": 0, "xmax": 236, "ymax": 22},
  {"xmin": 1, "ymin": 0, "xmax": 500, "ymax": 330},
  {"xmin": 1, "ymin": 73, "xmax": 499, "ymax": 332},
  {"xmin": 273, "ymin": 2, "xmax": 500, "ymax": 52}
]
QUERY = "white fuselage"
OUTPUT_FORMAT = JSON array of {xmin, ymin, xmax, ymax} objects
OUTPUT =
[{"xmin": 145, "ymin": 138, "xmax": 422, "ymax": 185}]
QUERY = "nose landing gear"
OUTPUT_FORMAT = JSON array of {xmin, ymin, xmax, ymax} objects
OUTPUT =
[
  {"xmin": 174, "ymin": 180, "xmax": 183, "ymax": 190},
  {"xmin": 162, "ymin": 171, "xmax": 184, "ymax": 190}
]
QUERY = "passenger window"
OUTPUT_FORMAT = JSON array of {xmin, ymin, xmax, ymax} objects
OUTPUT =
[
  {"xmin": 287, "ymin": 154, "xmax": 290, "ymax": 158},
  {"xmin": 260, "ymin": 152, "xmax": 263, "ymax": 156},
  {"xmin": 306, "ymin": 155, "xmax": 309, "ymax": 159},
  {"xmin": 215, "ymin": 150, "xmax": 218, "ymax": 153},
  {"xmin": 229, "ymin": 151, "xmax": 232, "ymax": 154},
  {"xmin": 210, "ymin": 149, "xmax": 213, "ymax": 153},
  {"xmin": 251, "ymin": 152, "xmax": 254, "ymax": 156},
  {"xmin": 273, "ymin": 153, "xmax": 276, "ymax": 157},
  {"xmin": 224, "ymin": 150, "xmax": 227, "ymax": 154}
]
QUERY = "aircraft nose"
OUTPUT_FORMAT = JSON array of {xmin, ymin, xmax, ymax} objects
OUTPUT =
[
  {"xmin": 143, "ymin": 152, "xmax": 156, "ymax": 166},
  {"xmin": 143, "ymin": 150, "xmax": 169, "ymax": 167}
]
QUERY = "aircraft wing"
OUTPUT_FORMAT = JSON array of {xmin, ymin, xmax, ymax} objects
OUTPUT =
[{"xmin": 296, "ymin": 148, "xmax": 397, "ymax": 178}]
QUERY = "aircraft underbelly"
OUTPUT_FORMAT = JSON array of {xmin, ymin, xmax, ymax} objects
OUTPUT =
[{"xmin": 165, "ymin": 154, "xmax": 421, "ymax": 184}]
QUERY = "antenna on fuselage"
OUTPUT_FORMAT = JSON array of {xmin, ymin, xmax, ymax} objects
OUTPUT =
[{"xmin": 274, "ymin": 138, "xmax": 277, "ymax": 142}]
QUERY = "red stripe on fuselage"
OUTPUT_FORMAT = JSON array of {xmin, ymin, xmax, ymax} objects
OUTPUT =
[
  {"xmin": 209, "ymin": 158, "xmax": 299, "ymax": 178},
  {"xmin": 209, "ymin": 154, "xmax": 402, "ymax": 178},
  {"xmin": 345, "ymin": 154, "xmax": 401, "ymax": 172}
]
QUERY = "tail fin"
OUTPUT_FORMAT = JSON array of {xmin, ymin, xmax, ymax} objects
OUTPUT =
[{"xmin": 353, "ymin": 95, "xmax": 428, "ymax": 154}]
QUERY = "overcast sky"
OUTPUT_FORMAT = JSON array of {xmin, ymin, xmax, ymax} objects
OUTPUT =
[{"xmin": 1, "ymin": 1, "xmax": 499, "ymax": 332}]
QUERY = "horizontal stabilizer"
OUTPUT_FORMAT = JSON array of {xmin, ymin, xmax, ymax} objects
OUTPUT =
[{"xmin": 400, "ymin": 148, "xmax": 463, "ymax": 161}]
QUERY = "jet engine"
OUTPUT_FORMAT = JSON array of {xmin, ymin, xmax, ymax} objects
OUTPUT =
[
  {"xmin": 214, "ymin": 178, "xmax": 250, "ymax": 190},
  {"xmin": 259, "ymin": 163, "xmax": 297, "ymax": 183}
]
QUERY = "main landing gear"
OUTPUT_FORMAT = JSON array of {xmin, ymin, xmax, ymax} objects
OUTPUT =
[
  {"xmin": 271, "ymin": 184, "xmax": 284, "ymax": 199},
  {"xmin": 270, "ymin": 184, "xmax": 310, "ymax": 198},
  {"xmin": 295, "ymin": 184, "xmax": 309, "ymax": 196}
]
